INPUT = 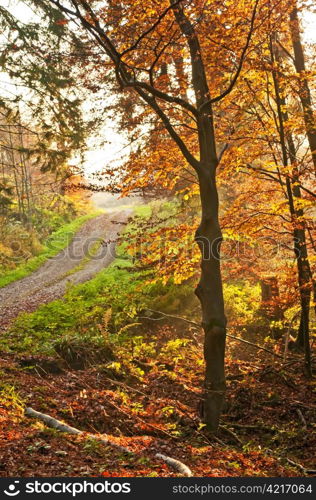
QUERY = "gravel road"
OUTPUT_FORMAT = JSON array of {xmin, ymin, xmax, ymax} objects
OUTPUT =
[{"xmin": 0, "ymin": 211, "xmax": 131, "ymax": 332}]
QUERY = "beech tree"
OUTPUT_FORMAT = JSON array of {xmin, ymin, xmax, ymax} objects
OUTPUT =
[
  {"xmin": 29, "ymin": 0, "xmax": 266, "ymax": 430},
  {"xmin": 217, "ymin": 2, "xmax": 315, "ymax": 373},
  {"xmin": 289, "ymin": 3, "xmax": 316, "ymax": 174}
]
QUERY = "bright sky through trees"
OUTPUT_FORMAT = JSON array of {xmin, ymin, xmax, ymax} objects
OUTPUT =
[{"xmin": 3, "ymin": 0, "xmax": 316, "ymax": 180}]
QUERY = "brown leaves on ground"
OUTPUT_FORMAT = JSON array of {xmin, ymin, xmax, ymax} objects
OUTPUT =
[{"xmin": 0, "ymin": 324, "xmax": 315, "ymax": 477}]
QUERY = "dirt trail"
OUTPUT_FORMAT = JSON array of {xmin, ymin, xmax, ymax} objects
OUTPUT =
[{"xmin": 0, "ymin": 211, "xmax": 130, "ymax": 332}]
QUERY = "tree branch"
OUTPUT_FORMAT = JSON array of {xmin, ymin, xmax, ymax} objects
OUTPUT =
[
  {"xmin": 245, "ymin": 164, "xmax": 316, "ymax": 198},
  {"xmin": 144, "ymin": 309, "xmax": 283, "ymax": 358},
  {"xmin": 50, "ymin": 0, "xmax": 199, "ymax": 117},
  {"xmin": 200, "ymin": 0, "xmax": 260, "ymax": 109},
  {"xmin": 25, "ymin": 407, "xmax": 193, "ymax": 476},
  {"xmin": 120, "ymin": 0, "xmax": 182, "ymax": 56},
  {"xmin": 135, "ymin": 87, "xmax": 200, "ymax": 170}
]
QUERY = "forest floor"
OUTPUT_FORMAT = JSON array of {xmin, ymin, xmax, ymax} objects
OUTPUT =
[
  {"xmin": 0, "ymin": 211, "xmax": 130, "ymax": 333},
  {"xmin": 0, "ymin": 205, "xmax": 315, "ymax": 477},
  {"xmin": 0, "ymin": 319, "xmax": 315, "ymax": 477}
]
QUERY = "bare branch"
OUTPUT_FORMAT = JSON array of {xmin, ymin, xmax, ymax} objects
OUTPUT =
[
  {"xmin": 120, "ymin": 0, "xmax": 182, "ymax": 56},
  {"xmin": 135, "ymin": 86, "xmax": 200, "ymax": 170},
  {"xmin": 123, "ymin": 80, "xmax": 198, "ymax": 116}
]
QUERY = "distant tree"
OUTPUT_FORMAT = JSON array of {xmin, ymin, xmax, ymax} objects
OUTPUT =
[
  {"xmin": 289, "ymin": 2, "xmax": 316, "ymax": 174},
  {"xmin": 0, "ymin": 4, "xmax": 88, "ymax": 176}
]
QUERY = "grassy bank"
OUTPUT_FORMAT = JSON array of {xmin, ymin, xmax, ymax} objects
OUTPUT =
[
  {"xmin": 0, "ymin": 212, "xmax": 102, "ymax": 288},
  {"xmin": 2, "ymin": 201, "xmax": 194, "ymax": 355},
  {"xmin": 2, "ymin": 199, "xmax": 262, "ymax": 356}
]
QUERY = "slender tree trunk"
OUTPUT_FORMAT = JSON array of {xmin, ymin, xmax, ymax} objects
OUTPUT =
[
  {"xmin": 171, "ymin": 0, "xmax": 227, "ymax": 431},
  {"xmin": 286, "ymin": 168, "xmax": 312, "ymax": 375},
  {"xmin": 289, "ymin": 6, "xmax": 316, "ymax": 175},
  {"xmin": 195, "ymin": 110, "xmax": 226, "ymax": 431},
  {"xmin": 286, "ymin": 135, "xmax": 312, "ymax": 363},
  {"xmin": 307, "ymin": 229, "xmax": 316, "ymax": 317},
  {"xmin": 8, "ymin": 122, "xmax": 23, "ymax": 220},
  {"xmin": 17, "ymin": 111, "xmax": 31, "ymax": 220},
  {"xmin": 270, "ymin": 36, "xmax": 312, "ymax": 376},
  {"xmin": 195, "ymin": 163, "xmax": 226, "ymax": 431}
]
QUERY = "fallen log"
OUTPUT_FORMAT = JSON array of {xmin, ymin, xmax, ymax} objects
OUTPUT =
[
  {"xmin": 25, "ymin": 407, "xmax": 193, "ymax": 477},
  {"xmin": 155, "ymin": 453, "xmax": 192, "ymax": 477}
]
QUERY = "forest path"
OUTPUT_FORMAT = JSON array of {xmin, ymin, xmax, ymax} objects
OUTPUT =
[{"xmin": 0, "ymin": 210, "xmax": 131, "ymax": 332}]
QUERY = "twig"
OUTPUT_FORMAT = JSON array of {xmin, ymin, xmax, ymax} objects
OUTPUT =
[
  {"xmin": 219, "ymin": 425, "xmax": 243, "ymax": 445},
  {"xmin": 25, "ymin": 407, "xmax": 193, "ymax": 476},
  {"xmin": 290, "ymin": 401, "xmax": 316, "ymax": 410},
  {"xmin": 101, "ymin": 376, "xmax": 148, "ymax": 398},
  {"xmin": 175, "ymin": 404, "xmax": 226, "ymax": 446},
  {"xmin": 286, "ymin": 458, "xmax": 316, "ymax": 475},
  {"xmin": 144, "ymin": 309, "xmax": 199, "ymax": 328},
  {"xmin": 145, "ymin": 309, "xmax": 283, "ymax": 358},
  {"xmin": 210, "ymin": 434, "xmax": 227, "ymax": 446},
  {"xmin": 264, "ymin": 447, "xmax": 316, "ymax": 475},
  {"xmin": 226, "ymin": 423, "xmax": 277, "ymax": 433},
  {"xmin": 228, "ymin": 334, "xmax": 283, "ymax": 359},
  {"xmin": 296, "ymin": 409, "xmax": 307, "ymax": 431}
]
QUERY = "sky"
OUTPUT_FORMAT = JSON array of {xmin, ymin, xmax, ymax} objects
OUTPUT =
[{"xmin": 2, "ymin": 0, "xmax": 316, "ymax": 181}]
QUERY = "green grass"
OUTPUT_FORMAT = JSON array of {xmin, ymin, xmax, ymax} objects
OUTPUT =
[
  {"xmin": 0, "ymin": 211, "xmax": 102, "ymax": 288},
  {"xmin": 134, "ymin": 204, "xmax": 152, "ymax": 218},
  {"xmin": 2, "ymin": 252, "xmax": 193, "ymax": 356},
  {"xmin": 2, "ymin": 201, "xmax": 195, "ymax": 356},
  {"xmin": 2, "ymin": 199, "xmax": 265, "ymax": 358}
]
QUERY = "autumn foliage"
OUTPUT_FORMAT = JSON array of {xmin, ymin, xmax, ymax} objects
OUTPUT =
[{"xmin": 0, "ymin": 0, "xmax": 315, "ymax": 478}]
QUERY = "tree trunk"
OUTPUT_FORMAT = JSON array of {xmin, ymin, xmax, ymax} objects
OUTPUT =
[
  {"xmin": 286, "ymin": 132, "xmax": 312, "ymax": 373},
  {"xmin": 195, "ymin": 163, "xmax": 226, "ymax": 432},
  {"xmin": 270, "ymin": 35, "xmax": 312, "ymax": 376},
  {"xmin": 289, "ymin": 6, "xmax": 316, "ymax": 175},
  {"xmin": 260, "ymin": 277, "xmax": 283, "ymax": 320},
  {"xmin": 292, "ymin": 223, "xmax": 312, "ymax": 377},
  {"xmin": 170, "ymin": 1, "xmax": 227, "ymax": 431}
]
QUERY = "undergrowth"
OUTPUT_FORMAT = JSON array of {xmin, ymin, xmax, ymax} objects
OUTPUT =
[
  {"xmin": 2, "ymin": 200, "xmax": 265, "ymax": 363},
  {"xmin": 2, "ymin": 201, "xmax": 193, "ymax": 358}
]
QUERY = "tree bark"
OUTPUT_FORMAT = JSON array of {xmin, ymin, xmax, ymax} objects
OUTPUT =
[
  {"xmin": 169, "ymin": 0, "xmax": 227, "ymax": 431},
  {"xmin": 289, "ymin": 6, "xmax": 316, "ymax": 175},
  {"xmin": 284, "ymin": 127, "xmax": 312, "ymax": 373},
  {"xmin": 270, "ymin": 36, "xmax": 312, "ymax": 376},
  {"xmin": 195, "ymin": 163, "xmax": 226, "ymax": 431}
]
